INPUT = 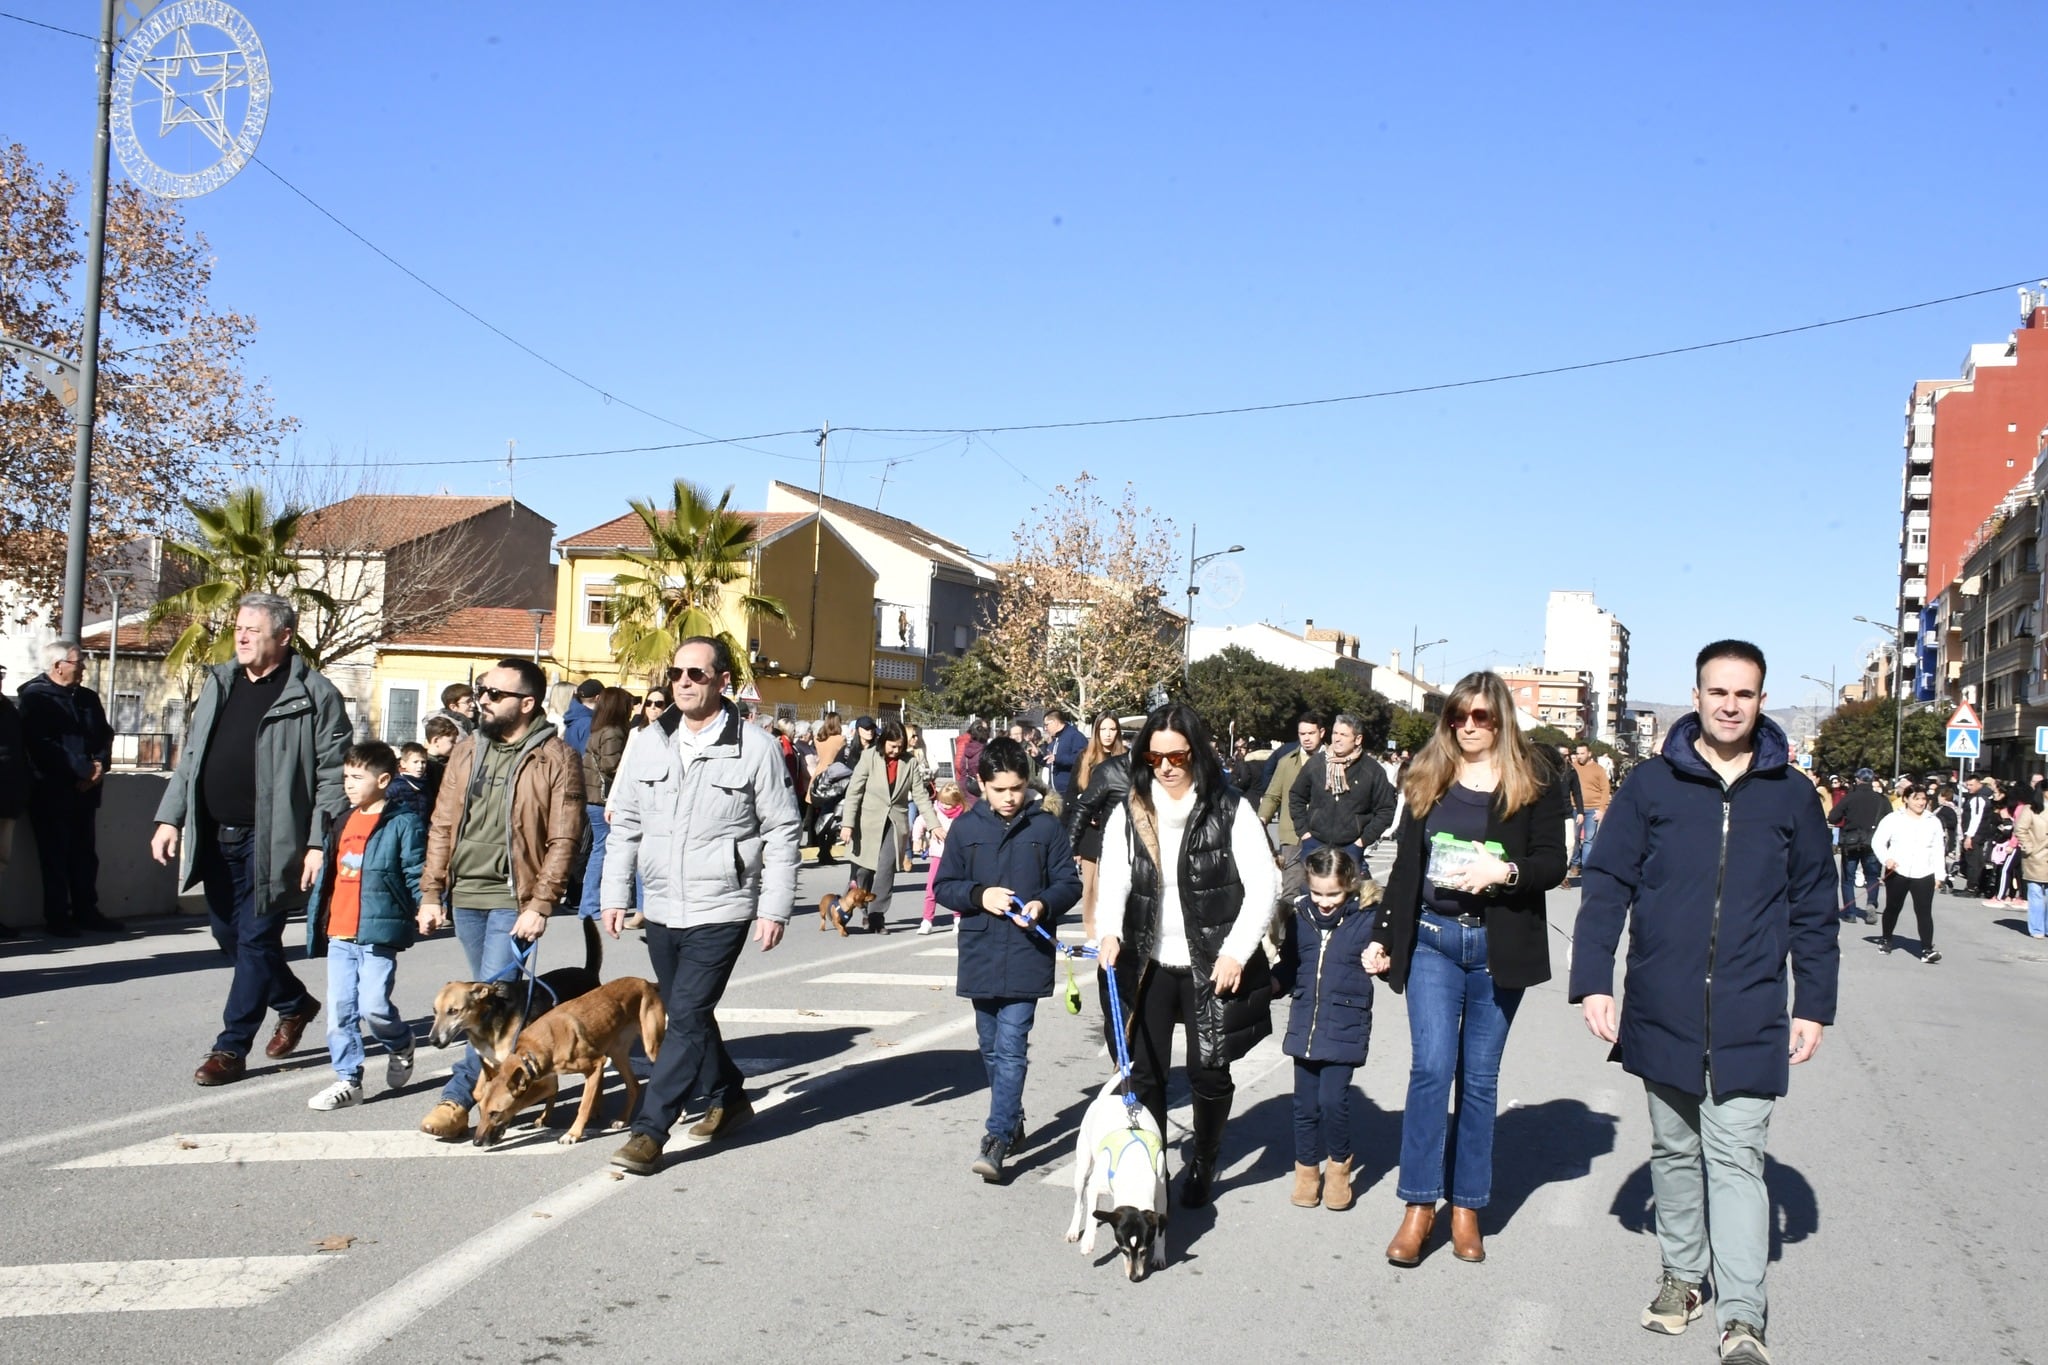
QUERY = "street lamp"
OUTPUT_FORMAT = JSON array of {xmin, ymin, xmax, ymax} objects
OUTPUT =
[
  {"xmin": 1182, "ymin": 524, "xmax": 1244, "ymax": 682},
  {"xmin": 527, "ymin": 608, "xmax": 549, "ymax": 665},
  {"xmin": 1411, "ymin": 632, "xmax": 1447, "ymax": 691},
  {"xmin": 98, "ymin": 567, "xmax": 133, "ymax": 736},
  {"xmin": 1854, "ymin": 615, "xmax": 1906, "ymax": 779}
]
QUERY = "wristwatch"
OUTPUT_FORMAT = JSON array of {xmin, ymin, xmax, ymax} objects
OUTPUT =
[{"xmin": 1499, "ymin": 861, "xmax": 1521, "ymax": 891}]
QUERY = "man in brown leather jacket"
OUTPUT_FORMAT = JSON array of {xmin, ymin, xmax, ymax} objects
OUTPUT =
[{"xmin": 414, "ymin": 656, "xmax": 586, "ymax": 1140}]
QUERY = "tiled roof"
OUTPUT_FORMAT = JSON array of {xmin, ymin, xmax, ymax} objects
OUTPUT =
[
  {"xmin": 386, "ymin": 607, "xmax": 556, "ymax": 652},
  {"xmin": 768, "ymin": 481, "xmax": 992, "ymax": 577},
  {"xmin": 79, "ymin": 616, "xmax": 187, "ymax": 654},
  {"xmin": 558, "ymin": 509, "xmax": 806, "ymax": 552},
  {"xmin": 297, "ymin": 496, "xmax": 548, "ymax": 552}
]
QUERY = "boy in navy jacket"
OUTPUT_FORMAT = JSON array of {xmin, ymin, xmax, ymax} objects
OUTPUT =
[{"xmin": 935, "ymin": 736, "xmax": 1082, "ymax": 1183}]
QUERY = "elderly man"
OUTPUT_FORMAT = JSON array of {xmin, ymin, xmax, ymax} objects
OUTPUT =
[
  {"xmin": 20, "ymin": 640, "xmax": 119, "ymax": 937},
  {"xmin": 414, "ymin": 656, "xmax": 586, "ymax": 1140},
  {"xmin": 153, "ymin": 596, "xmax": 353, "ymax": 1085},
  {"xmin": 603, "ymin": 636, "xmax": 801, "ymax": 1174},
  {"xmin": 1288, "ymin": 711, "xmax": 1399, "ymax": 873}
]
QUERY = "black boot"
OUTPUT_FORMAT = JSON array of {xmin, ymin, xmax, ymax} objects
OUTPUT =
[{"xmin": 1179, "ymin": 1092, "xmax": 1232, "ymax": 1209}]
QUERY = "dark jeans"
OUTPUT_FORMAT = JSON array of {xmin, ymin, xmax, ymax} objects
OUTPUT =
[
  {"xmin": 201, "ymin": 828, "xmax": 315, "ymax": 1057},
  {"xmin": 27, "ymin": 792, "xmax": 99, "ymax": 927},
  {"xmin": 1127, "ymin": 964, "xmax": 1233, "ymax": 1136},
  {"xmin": 1293, "ymin": 1059, "xmax": 1355, "ymax": 1165},
  {"xmin": 1839, "ymin": 846, "xmax": 1880, "ymax": 912},
  {"xmin": 634, "ymin": 917, "xmax": 751, "ymax": 1141},
  {"xmin": 972, "ymin": 997, "xmax": 1036, "ymax": 1140},
  {"xmin": 1882, "ymin": 873, "xmax": 1936, "ymax": 948}
]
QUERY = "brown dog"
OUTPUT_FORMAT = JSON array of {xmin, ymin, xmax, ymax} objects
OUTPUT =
[
  {"xmin": 425, "ymin": 919, "xmax": 604, "ymax": 1076},
  {"xmin": 817, "ymin": 886, "xmax": 875, "ymax": 938},
  {"xmin": 471, "ymin": 977, "xmax": 667, "ymax": 1147}
]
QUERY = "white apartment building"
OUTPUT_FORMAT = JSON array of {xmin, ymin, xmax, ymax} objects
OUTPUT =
[{"xmin": 1543, "ymin": 590, "xmax": 1630, "ymax": 744}]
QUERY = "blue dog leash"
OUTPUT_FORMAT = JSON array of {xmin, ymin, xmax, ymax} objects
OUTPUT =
[
  {"xmin": 1005, "ymin": 897, "xmax": 1141, "ymax": 1116},
  {"xmin": 480, "ymin": 936, "xmax": 557, "ymax": 1015}
]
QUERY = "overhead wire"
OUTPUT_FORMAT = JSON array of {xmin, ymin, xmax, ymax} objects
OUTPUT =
[{"xmin": 0, "ymin": 9, "xmax": 93, "ymax": 40}]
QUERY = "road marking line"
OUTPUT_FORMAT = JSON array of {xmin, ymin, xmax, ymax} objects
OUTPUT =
[
  {"xmin": 0, "ymin": 1256, "xmax": 334, "ymax": 1316},
  {"xmin": 915, "ymin": 947, "xmax": 957, "ymax": 957},
  {"xmin": 720, "ymin": 1008, "xmax": 920, "ymax": 1026},
  {"xmin": 272, "ymin": 1015, "xmax": 976, "ymax": 1365},
  {"xmin": 807, "ymin": 972, "xmax": 953, "ymax": 987},
  {"xmin": 723, "ymin": 927, "xmax": 936, "ymax": 989},
  {"xmin": 56, "ymin": 1130, "xmax": 575, "ymax": 1170},
  {"xmin": 0, "ymin": 1064, "xmax": 453, "ymax": 1165}
]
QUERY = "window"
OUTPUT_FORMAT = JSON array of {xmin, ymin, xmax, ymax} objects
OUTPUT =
[
  {"xmin": 953, "ymin": 625, "xmax": 968, "ymax": 650},
  {"xmin": 582, "ymin": 582, "xmax": 615, "ymax": 629},
  {"xmin": 383, "ymin": 688, "xmax": 419, "ymax": 744},
  {"xmin": 111, "ymin": 691, "xmax": 143, "ymax": 733}
]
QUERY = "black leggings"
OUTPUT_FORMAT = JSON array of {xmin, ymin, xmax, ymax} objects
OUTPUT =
[
  {"xmin": 1882, "ymin": 873, "xmax": 1935, "ymax": 949},
  {"xmin": 1126, "ymin": 964, "xmax": 1233, "ymax": 1135}
]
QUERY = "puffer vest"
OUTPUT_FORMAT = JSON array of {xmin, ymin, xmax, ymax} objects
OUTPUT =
[{"xmin": 1119, "ymin": 788, "xmax": 1270, "ymax": 1067}]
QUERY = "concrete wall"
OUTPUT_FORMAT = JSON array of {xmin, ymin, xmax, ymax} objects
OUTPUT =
[{"xmin": 0, "ymin": 772, "xmax": 190, "ymax": 928}]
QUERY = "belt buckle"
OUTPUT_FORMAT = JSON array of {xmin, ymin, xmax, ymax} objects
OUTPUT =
[{"xmin": 1455, "ymin": 912, "xmax": 1485, "ymax": 928}]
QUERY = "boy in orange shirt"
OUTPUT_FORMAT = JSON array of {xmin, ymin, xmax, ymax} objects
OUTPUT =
[{"xmin": 304, "ymin": 741, "xmax": 427, "ymax": 1111}]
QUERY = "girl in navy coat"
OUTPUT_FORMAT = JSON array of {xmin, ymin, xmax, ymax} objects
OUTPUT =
[
  {"xmin": 934, "ymin": 737, "xmax": 1082, "ymax": 1184},
  {"xmin": 1276, "ymin": 845, "xmax": 1377, "ymax": 1211}
]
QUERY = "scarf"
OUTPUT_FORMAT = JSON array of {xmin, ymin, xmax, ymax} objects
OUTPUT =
[{"xmin": 1324, "ymin": 748, "xmax": 1356, "ymax": 796}]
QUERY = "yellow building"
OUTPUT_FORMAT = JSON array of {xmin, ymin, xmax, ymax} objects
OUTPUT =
[
  {"xmin": 372, "ymin": 607, "xmax": 559, "ymax": 743},
  {"xmin": 552, "ymin": 508, "xmax": 892, "ymax": 717}
]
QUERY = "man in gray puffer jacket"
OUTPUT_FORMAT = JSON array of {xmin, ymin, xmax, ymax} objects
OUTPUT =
[{"xmin": 600, "ymin": 636, "xmax": 801, "ymax": 1174}]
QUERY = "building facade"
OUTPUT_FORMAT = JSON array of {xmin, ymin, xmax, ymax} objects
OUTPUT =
[
  {"xmin": 1495, "ymin": 666, "xmax": 1594, "ymax": 736},
  {"xmin": 1946, "ymin": 479, "xmax": 2044, "ymax": 779},
  {"xmin": 1542, "ymin": 590, "xmax": 1630, "ymax": 744},
  {"xmin": 1187, "ymin": 619, "xmax": 1374, "ymax": 684}
]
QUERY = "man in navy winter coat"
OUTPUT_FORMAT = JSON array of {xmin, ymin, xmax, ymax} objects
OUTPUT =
[
  {"xmin": 1570, "ymin": 640, "xmax": 1838, "ymax": 1364},
  {"xmin": 935, "ymin": 736, "xmax": 1082, "ymax": 1184}
]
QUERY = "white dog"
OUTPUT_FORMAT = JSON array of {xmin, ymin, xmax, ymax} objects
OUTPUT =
[{"xmin": 1064, "ymin": 1076, "xmax": 1168, "ymax": 1280}]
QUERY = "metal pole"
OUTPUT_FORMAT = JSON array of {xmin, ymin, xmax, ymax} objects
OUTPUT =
[
  {"xmin": 805, "ymin": 422, "xmax": 826, "ymax": 677},
  {"xmin": 1893, "ymin": 648, "xmax": 1905, "ymax": 779},
  {"xmin": 1181, "ymin": 523, "xmax": 1198, "ymax": 684},
  {"xmin": 60, "ymin": 0, "xmax": 120, "ymax": 640}
]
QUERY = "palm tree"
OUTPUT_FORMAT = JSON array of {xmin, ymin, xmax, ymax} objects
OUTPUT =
[
  {"xmin": 146, "ymin": 486, "xmax": 335, "ymax": 671},
  {"xmin": 607, "ymin": 478, "xmax": 791, "ymax": 683}
]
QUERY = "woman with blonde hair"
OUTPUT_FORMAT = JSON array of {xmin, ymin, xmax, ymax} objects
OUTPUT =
[
  {"xmin": 1364, "ymin": 671, "xmax": 1570, "ymax": 1266},
  {"xmin": 1062, "ymin": 712, "xmax": 1130, "ymax": 940}
]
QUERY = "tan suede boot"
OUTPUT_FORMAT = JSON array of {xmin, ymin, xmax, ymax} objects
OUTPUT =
[
  {"xmin": 1323, "ymin": 1156, "xmax": 1355, "ymax": 1211},
  {"xmin": 1385, "ymin": 1202, "xmax": 1436, "ymax": 1266},
  {"xmin": 1290, "ymin": 1162, "xmax": 1322, "ymax": 1208}
]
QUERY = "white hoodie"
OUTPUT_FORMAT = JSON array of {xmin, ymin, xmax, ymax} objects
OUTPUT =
[{"xmin": 1872, "ymin": 808, "xmax": 1946, "ymax": 882}]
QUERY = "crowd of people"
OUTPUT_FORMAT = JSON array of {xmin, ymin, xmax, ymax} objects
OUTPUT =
[{"xmin": 6, "ymin": 604, "xmax": 1886, "ymax": 1363}]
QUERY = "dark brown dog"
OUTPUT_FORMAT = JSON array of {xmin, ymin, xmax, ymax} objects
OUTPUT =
[
  {"xmin": 817, "ymin": 886, "xmax": 875, "ymax": 938},
  {"xmin": 425, "ymin": 918, "xmax": 603, "ymax": 1076},
  {"xmin": 471, "ymin": 977, "xmax": 667, "ymax": 1146}
]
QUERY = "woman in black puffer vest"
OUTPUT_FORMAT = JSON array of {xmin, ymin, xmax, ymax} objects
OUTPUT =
[{"xmin": 1097, "ymin": 702, "xmax": 1281, "ymax": 1209}]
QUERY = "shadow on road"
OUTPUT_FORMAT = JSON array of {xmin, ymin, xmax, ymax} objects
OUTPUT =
[
  {"xmin": 1609, "ymin": 1154, "xmax": 1819, "ymax": 1262},
  {"xmin": 0, "ymin": 942, "xmax": 224, "ymax": 998},
  {"xmin": 1489, "ymin": 1097, "xmax": 1622, "ymax": 1230}
]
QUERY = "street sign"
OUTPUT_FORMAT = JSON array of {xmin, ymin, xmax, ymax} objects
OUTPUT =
[
  {"xmin": 1947, "ymin": 727, "xmax": 1981, "ymax": 758},
  {"xmin": 2035, "ymin": 725, "xmax": 2048, "ymax": 755},
  {"xmin": 1948, "ymin": 701, "xmax": 1982, "ymax": 730}
]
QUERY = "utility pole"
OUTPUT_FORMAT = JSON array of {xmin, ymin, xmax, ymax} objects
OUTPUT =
[
  {"xmin": 803, "ymin": 422, "xmax": 827, "ymax": 683},
  {"xmin": 59, "ymin": 0, "xmax": 121, "ymax": 639}
]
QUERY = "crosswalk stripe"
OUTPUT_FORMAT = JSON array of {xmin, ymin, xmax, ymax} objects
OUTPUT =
[
  {"xmin": 720, "ymin": 1008, "xmax": 920, "ymax": 1026},
  {"xmin": 55, "ymin": 1131, "xmax": 572, "ymax": 1169},
  {"xmin": 808, "ymin": 972, "xmax": 953, "ymax": 987},
  {"xmin": 915, "ymin": 948, "xmax": 957, "ymax": 957},
  {"xmin": 0, "ymin": 1256, "xmax": 334, "ymax": 1316}
]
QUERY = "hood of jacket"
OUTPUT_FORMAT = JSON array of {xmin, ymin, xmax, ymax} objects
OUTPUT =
[{"xmin": 1660, "ymin": 711, "xmax": 1792, "ymax": 782}]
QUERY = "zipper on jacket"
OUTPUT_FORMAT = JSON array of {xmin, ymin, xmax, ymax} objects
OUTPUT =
[
  {"xmin": 1306, "ymin": 924, "xmax": 1329, "ymax": 1052},
  {"xmin": 1704, "ymin": 788, "xmax": 1733, "ymax": 1081}
]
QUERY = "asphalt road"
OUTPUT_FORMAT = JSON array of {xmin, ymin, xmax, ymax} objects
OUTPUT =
[{"xmin": 1, "ymin": 854, "xmax": 2043, "ymax": 1364}]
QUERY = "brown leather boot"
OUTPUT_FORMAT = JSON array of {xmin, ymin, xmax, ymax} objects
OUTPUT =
[
  {"xmin": 1450, "ymin": 1205, "xmax": 1485, "ymax": 1262},
  {"xmin": 1290, "ymin": 1163, "xmax": 1322, "ymax": 1208},
  {"xmin": 1323, "ymin": 1156, "xmax": 1355, "ymax": 1211},
  {"xmin": 1385, "ymin": 1202, "xmax": 1435, "ymax": 1266}
]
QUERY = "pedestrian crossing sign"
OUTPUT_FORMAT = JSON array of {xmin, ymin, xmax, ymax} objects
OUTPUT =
[
  {"xmin": 1946, "ymin": 726, "xmax": 1980, "ymax": 758},
  {"xmin": 1948, "ymin": 702, "xmax": 1981, "ymax": 729}
]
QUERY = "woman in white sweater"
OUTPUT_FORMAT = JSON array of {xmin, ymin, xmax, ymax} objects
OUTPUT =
[
  {"xmin": 1872, "ymin": 784, "xmax": 1946, "ymax": 963},
  {"xmin": 1098, "ymin": 702, "xmax": 1280, "ymax": 1208}
]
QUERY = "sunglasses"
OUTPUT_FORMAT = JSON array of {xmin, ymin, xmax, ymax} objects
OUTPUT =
[
  {"xmin": 476, "ymin": 686, "xmax": 533, "ymax": 704},
  {"xmin": 666, "ymin": 665, "xmax": 719, "ymax": 685},
  {"xmin": 644, "ymin": 696, "xmax": 668, "ymax": 708},
  {"xmin": 1143, "ymin": 748, "xmax": 1195, "ymax": 770},
  {"xmin": 1447, "ymin": 707, "xmax": 1496, "ymax": 730}
]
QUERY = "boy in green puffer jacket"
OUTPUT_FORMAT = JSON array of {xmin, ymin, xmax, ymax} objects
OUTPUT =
[{"xmin": 304, "ymin": 741, "xmax": 426, "ymax": 1112}]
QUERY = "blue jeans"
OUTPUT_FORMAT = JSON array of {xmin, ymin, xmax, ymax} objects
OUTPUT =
[
  {"xmin": 201, "ymin": 829, "xmax": 315, "ymax": 1057},
  {"xmin": 973, "ymin": 998, "xmax": 1037, "ymax": 1140},
  {"xmin": 1293, "ymin": 1059, "xmax": 1355, "ymax": 1165},
  {"xmin": 1839, "ymin": 847, "xmax": 1880, "ymax": 912},
  {"xmin": 442, "ymin": 907, "xmax": 520, "ymax": 1109},
  {"xmin": 2029, "ymin": 882, "xmax": 2048, "ymax": 936},
  {"xmin": 1570, "ymin": 809, "xmax": 1604, "ymax": 870},
  {"xmin": 1398, "ymin": 910, "xmax": 1524, "ymax": 1208},
  {"xmin": 324, "ymin": 940, "xmax": 411, "ymax": 1082},
  {"xmin": 578, "ymin": 804, "xmax": 610, "ymax": 919}
]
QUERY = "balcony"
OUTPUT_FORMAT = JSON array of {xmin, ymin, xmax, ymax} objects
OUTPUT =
[
  {"xmin": 1901, "ymin": 577, "xmax": 1927, "ymax": 603},
  {"xmin": 1905, "ymin": 475, "xmax": 1931, "ymax": 501},
  {"xmin": 875, "ymin": 600, "xmax": 930, "ymax": 655}
]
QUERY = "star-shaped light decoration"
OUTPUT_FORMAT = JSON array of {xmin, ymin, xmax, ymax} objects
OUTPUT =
[{"xmin": 135, "ymin": 26, "xmax": 250, "ymax": 154}]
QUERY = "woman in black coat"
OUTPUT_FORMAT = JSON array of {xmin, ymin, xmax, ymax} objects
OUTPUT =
[
  {"xmin": 1364, "ymin": 671, "xmax": 1569, "ymax": 1267},
  {"xmin": 1062, "ymin": 712, "xmax": 1129, "ymax": 941}
]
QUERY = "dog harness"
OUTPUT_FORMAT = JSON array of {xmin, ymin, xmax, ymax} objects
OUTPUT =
[{"xmin": 1096, "ymin": 1126, "xmax": 1164, "ymax": 1184}]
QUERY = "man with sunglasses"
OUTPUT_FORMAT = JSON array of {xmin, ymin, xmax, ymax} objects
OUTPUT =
[
  {"xmin": 1287, "ymin": 711, "xmax": 1399, "ymax": 876},
  {"xmin": 415, "ymin": 656, "xmax": 587, "ymax": 1140},
  {"xmin": 602, "ymin": 637, "xmax": 801, "ymax": 1175}
]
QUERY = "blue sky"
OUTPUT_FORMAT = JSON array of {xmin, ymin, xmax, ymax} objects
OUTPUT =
[{"xmin": 7, "ymin": 1, "xmax": 2045, "ymax": 703}]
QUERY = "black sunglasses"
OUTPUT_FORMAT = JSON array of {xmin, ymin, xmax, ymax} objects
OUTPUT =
[
  {"xmin": 476, "ymin": 685, "xmax": 534, "ymax": 704},
  {"xmin": 666, "ymin": 665, "xmax": 720, "ymax": 685}
]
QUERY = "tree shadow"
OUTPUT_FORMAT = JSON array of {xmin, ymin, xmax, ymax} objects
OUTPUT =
[
  {"xmin": 1487, "ymin": 1098, "xmax": 1623, "ymax": 1230},
  {"xmin": 1610, "ymin": 1154, "xmax": 1818, "ymax": 1262},
  {"xmin": 0, "ymin": 919, "xmax": 229, "ymax": 997}
]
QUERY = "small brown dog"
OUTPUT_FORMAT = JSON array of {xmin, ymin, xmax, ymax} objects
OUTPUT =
[
  {"xmin": 471, "ymin": 977, "xmax": 667, "ymax": 1147},
  {"xmin": 817, "ymin": 886, "xmax": 875, "ymax": 938}
]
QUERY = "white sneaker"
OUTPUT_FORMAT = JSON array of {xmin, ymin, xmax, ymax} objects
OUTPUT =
[
  {"xmin": 386, "ymin": 1044, "xmax": 416, "ymax": 1090},
  {"xmin": 308, "ymin": 1079, "xmax": 363, "ymax": 1111},
  {"xmin": 949, "ymin": 917, "xmax": 959, "ymax": 933},
  {"xmin": 916, "ymin": 920, "xmax": 935, "ymax": 936}
]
